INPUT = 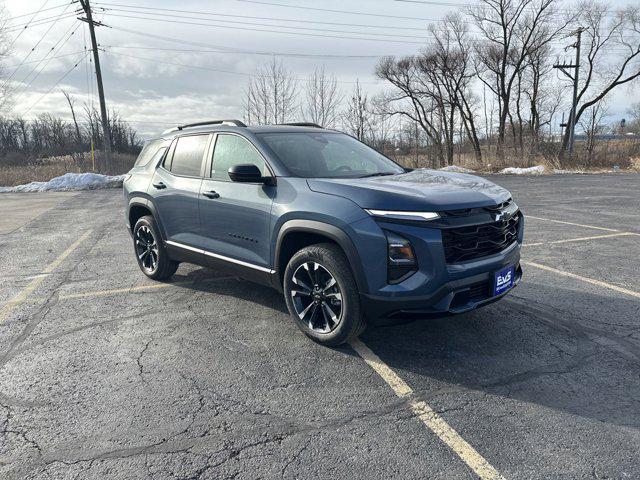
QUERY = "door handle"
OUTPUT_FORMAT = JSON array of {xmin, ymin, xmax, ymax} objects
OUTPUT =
[
  {"xmin": 203, "ymin": 190, "xmax": 220, "ymax": 199},
  {"xmin": 152, "ymin": 182, "xmax": 166, "ymax": 189}
]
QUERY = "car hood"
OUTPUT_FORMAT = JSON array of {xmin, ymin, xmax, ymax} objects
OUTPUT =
[{"xmin": 307, "ymin": 169, "xmax": 511, "ymax": 211}]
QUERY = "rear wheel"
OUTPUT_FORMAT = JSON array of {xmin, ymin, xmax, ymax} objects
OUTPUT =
[
  {"xmin": 283, "ymin": 243, "xmax": 366, "ymax": 346},
  {"xmin": 133, "ymin": 215, "xmax": 178, "ymax": 280}
]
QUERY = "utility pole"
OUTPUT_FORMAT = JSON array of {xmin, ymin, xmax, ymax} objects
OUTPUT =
[
  {"xmin": 78, "ymin": 0, "xmax": 112, "ymax": 162},
  {"xmin": 553, "ymin": 28, "xmax": 584, "ymax": 159}
]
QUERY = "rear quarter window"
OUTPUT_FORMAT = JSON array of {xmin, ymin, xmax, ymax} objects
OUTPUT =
[{"xmin": 134, "ymin": 140, "xmax": 162, "ymax": 167}]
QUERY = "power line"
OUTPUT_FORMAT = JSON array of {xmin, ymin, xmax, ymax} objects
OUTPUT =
[
  {"xmin": 104, "ymin": 44, "xmax": 387, "ymax": 60},
  {"xmin": 234, "ymin": 0, "xmax": 439, "ymax": 21},
  {"xmin": 24, "ymin": 52, "xmax": 90, "ymax": 115},
  {"xmin": 3, "ymin": 50, "xmax": 86, "ymax": 69},
  {"xmin": 97, "ymin": 4, "xmax": 617, "ymax": 50},
  {"xmin": 5, "ymin": 0, "xmax": 50, "ymax": 51},
  {"xmin": 92, "ymin": 3, "xmax": 438, "ymax": 31},
  {"xmin": 100, "ymin": 11, "xmax": 429, "ymax": 40},
  {"xmin": 101, "ymin": 49, "xmax": 380, "ymax": 85},
  {"xmin": 6, "ymin": 11, "xmax": 80, "ymax": 30},
  {"xmin": 104, "ymin": 13, "xmax": 428, "ymax": 44},
  {"xmin": 4, "ymin": 15, "xmax": 79, "ymax": 34},
  {"xmin": 5, "ymin": 2, "xmax": 75, "ymax": 82},
  {"xmin": 107, "ymin": 26, "xmax": 420, "ymax": 59},
  {"xmin": 13, "ymin": 22, "xmax": 83, "ymax": 102},
  {"xmin": 5, "ymin": 2, "xmax": 74, "ymax": 21}
]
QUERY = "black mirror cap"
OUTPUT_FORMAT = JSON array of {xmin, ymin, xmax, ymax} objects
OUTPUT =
[{"xmin": 228, "ymin": 164, "xmax": 274, "ymax": 184}]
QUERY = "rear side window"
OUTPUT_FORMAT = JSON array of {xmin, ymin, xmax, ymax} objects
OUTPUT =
[
  {"xmin": 211, "ymin": 134, "xmax": 266, "ymax": 181},
  {"xmin": 168, "ymin": 135, "xmax": 208, "ymax": 177},
  {"xmin": 134, "ymin": 140, "xmax": 162, "ymax": 167}
]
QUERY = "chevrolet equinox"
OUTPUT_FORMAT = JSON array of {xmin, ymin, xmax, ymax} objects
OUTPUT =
[{"xmin": 123, "ymin": 120, "xmax": 523, "ymax": 345}]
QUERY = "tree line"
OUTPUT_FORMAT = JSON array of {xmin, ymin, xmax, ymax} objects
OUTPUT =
[
  {"xmin": 0, "ymin": 99, "xmax": 140, "ymax": 165},
  {"xmin": 245, "ymin": 0, "xmax": 640, "ymax": 169}
]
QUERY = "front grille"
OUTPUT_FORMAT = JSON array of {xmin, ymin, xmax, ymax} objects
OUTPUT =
[
  {"xmin": 450, "ymin": 280, "xmax": 491, "ymax": 309},
  {"xmin": 442, "ymin": 212, "xmax": 521, "ymax": 263},
  {"xmin": 440, "ymin": 198, "xmax": 514, "ymax": 218}
]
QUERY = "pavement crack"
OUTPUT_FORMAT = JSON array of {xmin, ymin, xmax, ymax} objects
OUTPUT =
[{"xmin": 137, "ymin": 338, "xmax": 153, "ymax": 381}]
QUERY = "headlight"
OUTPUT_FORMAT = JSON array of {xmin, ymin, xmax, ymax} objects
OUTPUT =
[
  {"xmin": 365, "ymin": 209, "xmax": 439, "ymax": 221},
  {"xmin": 385, "ymin": 231, "xmax": 417, "ymax": 284}
]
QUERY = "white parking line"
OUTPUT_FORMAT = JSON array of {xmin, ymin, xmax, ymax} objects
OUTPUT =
[
  {"xmin": 523, "ymin": 261, "xmax": 640, "ymax": 299},
  {"xmin": 523, "ymin": 232, "xmax": 634, "ymax": 247},
  {"xmin": 524, "ymin": 215, "xmax": 621, "ymax": 232},
  {"xmin": 350, "ymin": 339, "xmax": 505, "ymax": 480},
  {"xmin": 0, "ymin": 231, "xmax": 92, "ymax": 324}
]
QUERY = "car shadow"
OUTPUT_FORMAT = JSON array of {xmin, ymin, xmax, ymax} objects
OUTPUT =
[{"xmin": 164, "ymin": 267, "xmax": 640, "ymax": 428}]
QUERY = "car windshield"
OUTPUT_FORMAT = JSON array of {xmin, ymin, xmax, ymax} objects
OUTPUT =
[{"xmin": 257, "ymin": 131, "xmax": 405, "ymax": 178}]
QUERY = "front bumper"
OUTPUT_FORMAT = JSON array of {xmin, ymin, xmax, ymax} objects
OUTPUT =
[
  {"xmin": 350, "ymin": 210, "xmax": 524, "ymax": 325},
  {"xmin": 362, "ymin": 262, "xmax": 522, "ymax": 325}
]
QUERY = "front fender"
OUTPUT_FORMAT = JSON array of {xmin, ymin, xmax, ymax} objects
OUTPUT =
[{"xmin": 273, "ymin": 219, "xmax": 369, "ymax": 294}]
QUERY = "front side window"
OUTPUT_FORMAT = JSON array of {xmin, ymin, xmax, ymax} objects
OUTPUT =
[
  {"xmin": 168, "ymin": 134, "xmax": 208, "ymax": 177},
  {"xmin": 211, "ymin": 134, "xmax": 266, "ymax": 181},
  {"xmin": 257, "ymin": 132, "xmax": 404, "ymax": 178}
]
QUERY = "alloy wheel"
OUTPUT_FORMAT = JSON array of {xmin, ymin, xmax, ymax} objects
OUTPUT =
[
  {"xmin": 135, "ymin": 225, "xmax": 159, "ymax": 273},
  {"xmin": 290, "ymin": 262, "xmax": 343, "ymax": 334}
]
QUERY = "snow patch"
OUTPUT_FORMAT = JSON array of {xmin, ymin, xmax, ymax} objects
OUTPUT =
[
  {"xmin": 0, "ymin": 172, "xmax": 126, "ymax": 193},
  {"xmin": 439, "ymin": 165, "xmax": 476, "ymax": 174},
  {"xmin": 498, "ymin": 165, "xmax": 546, "ymax": 175}
]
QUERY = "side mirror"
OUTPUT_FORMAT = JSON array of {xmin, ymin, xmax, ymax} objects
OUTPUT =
[{"xmin": 228, "ymin": 163, "xmax": 271, "ymax": 184}]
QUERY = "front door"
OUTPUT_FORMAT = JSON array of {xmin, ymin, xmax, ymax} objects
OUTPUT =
[
  {"xmin": 199, "ymin": 133, "xmax": 274, "ymax": 271},
  {"xmin": 151, "ymin": 133, "xmax": 211, "ymax": 248}
]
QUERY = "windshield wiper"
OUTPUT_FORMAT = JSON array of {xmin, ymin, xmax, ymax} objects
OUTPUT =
[{"xmin": 358, "ymin": 172, "xmax": 397, "ymax": 178}]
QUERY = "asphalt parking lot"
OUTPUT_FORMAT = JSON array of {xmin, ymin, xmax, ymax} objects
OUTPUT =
[{"xmin": 1, "ymin": 174, "xmax": 639, "ymax": 480}]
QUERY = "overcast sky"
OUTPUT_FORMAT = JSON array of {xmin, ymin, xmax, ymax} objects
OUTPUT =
[{"xmin": 3, "ymin": 0, "xmax": 638, "ymax": 138}]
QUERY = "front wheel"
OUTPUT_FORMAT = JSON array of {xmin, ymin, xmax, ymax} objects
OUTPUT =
[
  {"xmin": 283, "ymin": 243, "xmax": 366, "ymax": 346},
  {"xmin": 133, "ymin": 215, "xmax": 179, "ymax": 280}
]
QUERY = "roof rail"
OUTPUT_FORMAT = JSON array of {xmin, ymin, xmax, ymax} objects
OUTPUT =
[
  {"xmin": 162, "ymin": 119, "xmax": 246, "ymax": 135},
  {"xmin": 279, "ymin": 122, "xmax": 323, "ymax": 128}
]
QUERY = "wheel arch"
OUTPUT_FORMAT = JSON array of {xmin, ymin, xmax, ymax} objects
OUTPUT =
[
  {"xmin": 274, "ymin": 220, "xmax": 369, "ymax": 294},
  {"xmin": 127, "ymin": 198, "xmax": 166, "ymax": 241}
]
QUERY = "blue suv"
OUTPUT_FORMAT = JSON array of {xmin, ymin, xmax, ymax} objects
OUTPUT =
[{"xmin": 124, "ymin": 120, "xmax": 523, "ymax": 345}]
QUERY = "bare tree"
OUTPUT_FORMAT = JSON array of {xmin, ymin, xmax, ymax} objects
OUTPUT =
[
  {"xmin": 62, "ymin": 90, "xmax": 82, "ymax": 147},
  {"xmin": 302, "ymin": 66, "xmax": 342, "ymax": 127},
  {"xmin": 429, "ymin": 14, "xmax": 483, "ymax": 163},
  {"xmin": 341, "ymin": 80, "xmax": 371, "ymax": 142},
  {"xmin": 628, "ymin": 101, "xmax": 640, "ymax": 132},
  {"xmin": 469, "ymin": 0, "xmax": 571, "ymax": 160},
  {"xmin": 559, "ymin": 3, "xmax": 640, "ymax": 161},
  {"xmin": 245, "ymin": 58, "xmax": 298, "ymax": 125},
  {"xmin": 376, "ymin": 56, "xmax": 442, "ymax": 165},
  {"xmin": 579, "ymin": 99, "xmax": 608, "ymax": 164}
]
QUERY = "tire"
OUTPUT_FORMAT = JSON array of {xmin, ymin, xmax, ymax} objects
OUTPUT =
[
  {"xmin": 133, "ymin": 215, "xmax": 179, "ymax": 280},
  {"xmin": 283, "ymin": 243, "xmax": 366, "ymax": 346}
]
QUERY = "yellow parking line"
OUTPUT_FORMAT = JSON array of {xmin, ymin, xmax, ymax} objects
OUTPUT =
[
  {"xmin": 350, "ymin": 339, "xmax": 505, "ymax": 480},
  {"xmin": 57, "ymin": 276, "xmax": 231, "ymax": 301},
  {"xmin": 0, "ymin": 230, "xmax": 92, "ymax": 324},
  {"xmin": 59, "ymin": 282, "xmax": 179, "ymax": 300},
  {"xmin": 523, "ymin": 232, "xmax": 634, "ymax": 247},
  {"xmin": 523, "ymin": 261, "xmax": 640, "ymax": 299}
]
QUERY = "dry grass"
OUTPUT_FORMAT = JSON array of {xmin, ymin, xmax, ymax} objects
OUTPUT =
[
  {"xmin": 0, "ymin": 152, "xmax": 137, "ymax": 187},
  {"xmin": 388, "ymin": 139, "xmax": 640, "ymax": 174}
]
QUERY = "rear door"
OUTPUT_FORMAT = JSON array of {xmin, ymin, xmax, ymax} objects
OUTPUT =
[
  {"xmin": 150, "ymin": 133, "xmax": 211, "ymax": 248},
  {"xmin": 199, "ymin": 132, "xmax": 274, "ymax": 271}
]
